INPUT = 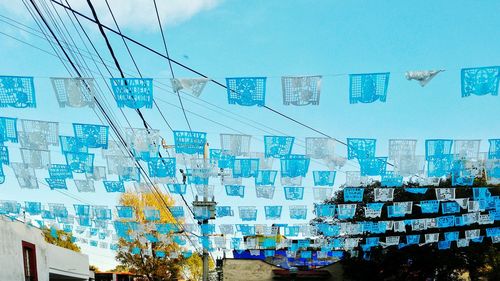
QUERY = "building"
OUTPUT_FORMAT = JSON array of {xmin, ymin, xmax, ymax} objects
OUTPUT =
[
  {"xmin": 221, "ymin": 258, "xmax": 347, "ymax": 281},
  {"xmin": 0, "ymin": 215, "xmax": 90, "ymax": 281},
  {"xmin": 94, "ymin": 272, "xmax": 139, "ymax": 281}
]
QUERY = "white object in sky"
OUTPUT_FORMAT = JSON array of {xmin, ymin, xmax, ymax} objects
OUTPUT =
[{"xmin": 405, "ymin": 70, "xmax": 444, "ymax": 87}]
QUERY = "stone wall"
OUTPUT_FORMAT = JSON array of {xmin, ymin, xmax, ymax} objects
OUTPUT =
[
  {"xmin": 221, "ymin": 259, "xmax": 348, "ymax": 281},
  {"xmin": 222, "ymin": 259, "xmax": 279, "ymax": 281}
]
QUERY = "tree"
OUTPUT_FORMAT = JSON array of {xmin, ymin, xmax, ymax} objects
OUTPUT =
[
  {"xmin": 114, "ymin": 191, "xmax": 201, "ymax": 281},
  {"xmin": 312, "ymin": 178, "xmax": 500, "ymax": 280},
  {"xmin": 42, "ymin": 227, "xmax": 80, "ymax": 252},
  {"xmin": 111, "ymin": 264, "xmax": 130, "ymax": 272},
  {"xmin": 183, "ymin": 253, "xmax": 215, "ymax": 281},
  {"xmin": 89, "ymin": 265, "xmax": 99, "ymax": 272}
]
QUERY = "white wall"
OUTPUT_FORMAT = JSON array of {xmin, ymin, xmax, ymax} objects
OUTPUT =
[
  {"xmin": 47, "ymin": 243, "xmax": 90, "ymax": 280},
  {"xmin": 0, "ymin": 216, "xmax": 89, "ymax": 281},
  {"xmin": 0, "ymin": 216, "xmax": 50, "ymax": 281}
]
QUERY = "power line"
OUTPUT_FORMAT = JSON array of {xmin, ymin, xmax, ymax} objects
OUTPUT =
[
  {"xmin": 48, "ymin": 0, "xmax": 392, "ymax": 169},
  {"xmin": 83, "ymin": 0, "xmax": 201, "ymax": 248},
  {"xmin": 0, "ymin": 5, "xmax": 359, "ymax": 175},
  {"xmin": 0, "ymin": 12, "xmax": 357, "ymax": 171},
  {"xmin": 47, "ymin": 1, "xmax": 344, "ymax": 144},
  {"xmin": 28, "ymin": 0, "xmax": 202, "ymax": 252},
  {"xmin": 98, "ymin": 0, "xmax": 199, "ymax": 218},
  {"xmin": 0, "ymin": 28, "xmax": 359, "ymax": 174},
  {"xmin": 151, "ymin": 0, "xmax": 193, "ymax": 132},
  {"xmin": 9, "ymin": 1, "xmax": 202, "ymax": 251}
]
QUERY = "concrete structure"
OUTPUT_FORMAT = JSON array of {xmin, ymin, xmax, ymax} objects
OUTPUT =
[
  {"xmin": 221, "ymin": 259, "xmax": 348, "ymax": 281},
  {"xmin": 0, "ymin": 216, "xmax": 90, "ymax": 281},
  {"xmin": 94, "ymin": 272, "xmax": 138, "ymax": 281}
]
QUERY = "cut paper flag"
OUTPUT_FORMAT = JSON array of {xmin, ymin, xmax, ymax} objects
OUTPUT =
[
  {"xmin": 313, "ymin": 187, "xmax": 333, "ymax": 201},
  {"xmin": 349, "ymin": 72, "xmax": 389, "ymax": 104},
  {"xmin": 111, "ymin": 78, "xmax": 153, "ymax": 109},
  {"xmin": 405, "ymin": 70, "xmax": 444, "ymax": 87},
  {"xmin": 73, "ymin": 123, "xmax": 109, "ymax": 149},
  {"xmin": 281, "ymin": 75, "xmax": 322, "ymax": 106},
  {"xmin": 50, "ymin": 77, "xmax": 95, "ymax": 108},
  {"xmin": 0, "ymin": 117, "xmax": 18, "ymax": 144},
  {"xmin": 173, "ymin": 130, "xmax": 207, "ymax": 155},
  {"xmin": 0, "ymin": 165, "xmax": 4, "ymax": 184},
  {"xmin": 264, "ymin": 135, "xmax": 294, "ymax": 158},
  {"xmin": 220, "ymin": 134, "xmax": 252, "ymax": 156},
  {"xmin": 11, "ymin": 162, "xmax": 38, "ymax": 189},
  {"xmin": 20, "ymin": 119, "xmax": 59, "ymax": 149},
  {"xmin": 305, "ymin": 137, "xmax": 336, "ymax": 159},
  {"xmin": 0, "ymin": 76, "xmax": 36, "ymax": 108},
  {"xmin": 226, "ymin": 77, "xmax": 266, "ymax": 106},
  {"xmin": 255, "ymin": 185, "xmax": 275, "ymax": 199},
  {"xmin": 461, "ymin": 66, "xmax": 500, "ymax": 97},
  {"xmin": 171, "ymin": 78, "xmax": 209, "ymax": 97},
  {"xmin": 264, "ymin": 206, "xmax": 282, "ymax": 220},
  {"xmin": 126, "ymin": 128, "xmax": 160, "ymax": 161}
]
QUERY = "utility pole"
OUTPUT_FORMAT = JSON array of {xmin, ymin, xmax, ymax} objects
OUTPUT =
[{"xmin": 192, "ymin": 142, "xmax": 216, "ymax": 281}]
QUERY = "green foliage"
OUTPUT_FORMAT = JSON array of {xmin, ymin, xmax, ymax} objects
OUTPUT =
[
  {"xmin": 41, "ymin": 227, "xmax": 80, "ymax": 252},
  {"xmin": 111, "ymin": 264, "xmax": 130, "ymax": 272},
  {"xmin": 114, "ymin": 191, "xmax": 202, "ymax": 281},
  {"xmin": 115, "ymin": 245, "xmax": 185, "ymax": 281},
  {"xmin": 313, "ymin": 177, "xmax": 500, "ymax": 281},
  {"xmin": 341, "ymin": 242, "xmax": 500, "ymax": 280},
  {"xmin": 89, "ymin": 265, "xmax": 99, "ymax": 272},
  {"xmin": 183, "ymin": 253, "xmax": 215, "ymax": 281}
]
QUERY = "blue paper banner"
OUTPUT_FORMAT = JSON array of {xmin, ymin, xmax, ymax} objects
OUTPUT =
[
  {"xmin": 111, "ymin": 78, "xmax": 153, "ymax": 109},
  {"xmin": 0, "ymin": 76, "xmax": 36, "ymax": 108},
  {"xmin": 73, "ymin": 123, "xmax": 109, "ymax": 149},
  {"xmin": 264, "ymin": 206, "xmax": 282, "ymax": 220},
  {"xmin": 233, "ymin": 158, "xmax": 260, "ymax": 178},
  {"xmin": 0, "ymin": 117, "xmax": 18, "ymax": 143},
  {"xmin": 173, "ymin": 130, "xmax": 207, "ymax": 155},
  {"xmin": 349, "ymin": 73, "xmax": 389, "ymax": 104},
  {"xmin": 347, "ymin": 138, "xmax": 376, "ymax": 160},
  {"xmin": 255, "ymin": 170, "xmax": 278, "ymax": 185},
  {"xmin": 264, "ymin": 136, "xmax": 294, "ymax": 158},
  {"xmin": 226, "ymin": 77, "xmax": 266, "ymax": 106},
  {"xmin": 167, "ymin": 183, "xmax": 187, "ymax": 195},
  {"xmin": 225, "ymin": 185, "xmax": 245, "ymax": 198},
  {"xmin": 280, "ymin": 156, "xmax": 310, "ymax": 177},
  {"xmin": 461, "ymin": 66, "xmax": 500, "ymax": 97},
  {"xmin": 147, "ymin": 157, "xmax": 176, "ymax": 178},
  {"xmin": 313, "ymin": 170, "xmax": 336, "ymax": 186},
  {"xmin": 103, "ymin": 181, "xmax": 125, "ymax": 193},
  {"xmin": 284, "ymin": 186, "xmax": 304, "ymax": 200}
]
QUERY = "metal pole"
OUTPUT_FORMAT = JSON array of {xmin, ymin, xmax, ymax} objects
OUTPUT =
[
  {"xmin": 203, "ymin": 247, "xmax": 209, "ymax": 281},
  {"xmin": 202, "ymin": 142, "xmax": 210, "ymax": 281}
]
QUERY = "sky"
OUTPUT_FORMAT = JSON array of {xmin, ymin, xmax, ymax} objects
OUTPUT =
[{"xmin": 0, "ymin": 0, "xmax": 499, "ymax": 270}]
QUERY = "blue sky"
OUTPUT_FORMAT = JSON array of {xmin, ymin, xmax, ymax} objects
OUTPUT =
[{"xmin": 1, "ymin": 0, "xmax": 500, "ymax": 270}]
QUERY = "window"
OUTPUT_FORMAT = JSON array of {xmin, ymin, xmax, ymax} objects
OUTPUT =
[{"xmin": 22, "ymin": 241, "xmax": 38, "ymax": 281}]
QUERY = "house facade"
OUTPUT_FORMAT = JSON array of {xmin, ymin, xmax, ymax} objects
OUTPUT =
[{"xmin": 0, "ymin": 216, "xmax": 90, "ymax": 281}]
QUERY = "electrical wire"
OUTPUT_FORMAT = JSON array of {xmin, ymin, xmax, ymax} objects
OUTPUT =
[
  {"xmin": 27, "ymin": 0, "xmax": 202, "ymax": 252},
  {"xmin": 46, "ymin": 1, "xmax": 378, "ymax": 154},
  {"xmin": 96, "ymin": 0, "xmax": 199, "ymax": 219},
  {"xmin": 151, "ymin": 0, "xmax": 193, "ymax": 132},
  {"xmin": 0, "ymin": 12, "xmax": 362, "ymax": 173}
]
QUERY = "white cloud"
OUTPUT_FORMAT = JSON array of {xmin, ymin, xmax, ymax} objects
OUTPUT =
[
  {"xmin": 0, "ymin": 0, "xmax": 221, "ymax": 31},
  {"xmin": 67, "ymin": 0, "xmax": 221, "ymax": 30}
]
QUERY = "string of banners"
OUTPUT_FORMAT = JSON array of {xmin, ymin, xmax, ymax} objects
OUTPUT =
[
  {"xmin": 1, "ymin": 184, "xmax": 499, "ymax": 257},
  {"xmin": 1, "ymin": 70, "xmax": 499, "ymax": 259},
  {"xmin": 0, "ymin": 67, "xmax": 498, "ymax": 109},
  {"xmin": 1, "ymin": 119, "xmax": 499, "ymax": 189}
]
